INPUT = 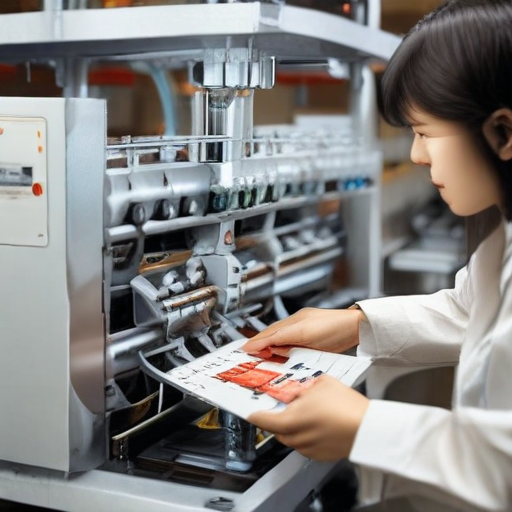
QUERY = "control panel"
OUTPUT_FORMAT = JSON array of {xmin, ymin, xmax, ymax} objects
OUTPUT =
[{"xmin": 0, "ymin": 116, "xmax": 47, "ymax": 247}]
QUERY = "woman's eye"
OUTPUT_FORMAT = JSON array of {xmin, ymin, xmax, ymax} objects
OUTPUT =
[{"xmin": 409, "ymin": 127, "xmax": 427, "ymax": 139}]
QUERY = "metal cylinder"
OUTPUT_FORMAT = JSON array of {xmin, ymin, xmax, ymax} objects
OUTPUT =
[
  {"xmin": 43, "ymin": 0, "xmax": 63, "ymax": 9},
  {"xmin": 106, "ymin": 327, "xmax": 163, "ymax": 378},
  {"xmin": 192, "ymin": 89, "xmax": 253, "ymax": 138},
  {"xmin": 220, "ymin": 411, "xmax": 257, "ymax": 472},
  {"xmin": 191, "ymin": 88, "xmax": 253, "ymax": 162}
]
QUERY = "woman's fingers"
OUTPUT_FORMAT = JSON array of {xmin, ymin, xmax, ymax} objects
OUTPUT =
[
  {"xmin": 248, "ymin": 409, "xmax": 295, "ymax": 435},
  {"xmin": 248, "ymin": 383, "xmax": 316, "ymax": 433},
  {"xmin": 241, "ymin": 307, "xmax": 356, "ymax": 355},
  {"xmin": 249, "ymin": 404, "xmax": 326, "ymax": 457},
  {"xmin": 241, "ymin": 309, "xmax": 315, "ymax": 352},
  {"xmin": 242, "ymin": 321, "xmax": 304, "ymax": 353},
  {"xmin": 241, "ymin": 336, "xmax": 277, "ymax": 354}
]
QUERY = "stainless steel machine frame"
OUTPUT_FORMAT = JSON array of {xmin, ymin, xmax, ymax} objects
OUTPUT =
[{"xmin": 0, "ymin": 3, "xmax": 400, "ymax": 511}]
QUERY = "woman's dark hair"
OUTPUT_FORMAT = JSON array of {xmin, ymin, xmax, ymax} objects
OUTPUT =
[{"xmin": 380, "ymin": 0, "xmax": 512, "ymax": 227}]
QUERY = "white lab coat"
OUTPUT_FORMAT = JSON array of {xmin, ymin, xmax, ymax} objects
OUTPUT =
[{"xmin": 350, "ymin": 220, "xmax": 512, "ymax": 512}]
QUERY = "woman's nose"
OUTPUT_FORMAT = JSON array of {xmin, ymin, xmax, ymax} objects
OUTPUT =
[{"xmin": 410, "ymin": 137, "xmax": 430, "ymax": 166}]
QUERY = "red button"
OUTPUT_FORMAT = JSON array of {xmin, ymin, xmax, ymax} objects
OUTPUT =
[{"xmin": 32, "ymin": 183, "xmax": 43, "ymax": 196}]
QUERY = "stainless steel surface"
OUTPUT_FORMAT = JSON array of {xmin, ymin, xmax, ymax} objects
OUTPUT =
[
  {"xmin": 0, "ymin": 98, "xmax": 105, "ymax": 472},
  {"xmin": 190, "ymin": 50, "xmax": 275, "ymax": 89},
  {"xmin": 106, "ymin": 327, "xmax": 164, "ymax": 378},
  {"xmin": 66, "ymin": 99, "xmax": 107, "ymax": 471},
  {"xmin": 66, "ymin": 99, "xmax": 105, "ymax": 416},
  {"xmin": 192, "ymin": 90, "xmax": 254, "ymax": 144},
  {"xmin": 0, "ymin": 453, "xmax": 342, "ymax": 512},
  {"xmin": 0, "ymin": 4, "xmax": 400, "ymax": 62}
]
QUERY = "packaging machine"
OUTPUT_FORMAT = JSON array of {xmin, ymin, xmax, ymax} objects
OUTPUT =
[{"xmin": 0, "ymin": 2, "xmax": 399, "ymax": 511}]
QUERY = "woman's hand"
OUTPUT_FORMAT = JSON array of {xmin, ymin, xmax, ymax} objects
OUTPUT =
[
  {"xmin": 242, "ymin": 307, "xmax": 364, "ymax": 355},
  {"xmin": 248, "ymin": 375, "xmax": 369, "ymax": 461}
]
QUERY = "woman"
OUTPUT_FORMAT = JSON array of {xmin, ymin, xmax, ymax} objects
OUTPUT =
[{"xmin": 243, "ymin": 1, "xmax": 512, "ymax": 510}]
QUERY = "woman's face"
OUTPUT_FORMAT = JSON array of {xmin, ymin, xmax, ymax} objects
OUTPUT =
[{"xmin": 408, "ymin": 109, "xmax": 502, "ymax": 216}]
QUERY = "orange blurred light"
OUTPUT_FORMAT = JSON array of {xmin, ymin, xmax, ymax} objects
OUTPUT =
[{"xmin": 103, "ymin": 0, "xmax": 133, "ymax": 7}]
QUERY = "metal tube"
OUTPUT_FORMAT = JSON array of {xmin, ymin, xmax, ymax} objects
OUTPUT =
[
  {"xmin": 161, "ymin": 286, "xmax": 219, "ymax": 310},
  {"xmin": 43, "ymin": 0, "xmax": 63, "ymax": 10},
  {"xmin": 106, "ymin": 327, "xmax": 163, "ymax": 378},
  {"xmin": 278, "ymin": 247, "xmax": 343, "ymax": 277},
  {"xmin": 220, "ymin": 411, "xmax": 257, "ymax": 472},
  {"xmin": 367, "ymin": 0, "xmax": 381, "ymax": 29},
  {"xmin": 63, "ymin": 59, "xmax": 89, "ymax": 98}
]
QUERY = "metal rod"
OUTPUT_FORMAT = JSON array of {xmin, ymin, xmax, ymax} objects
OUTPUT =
[
  {"xmin": 106, "ymin": 327, "xmax": 163, "ymax": 378},
  {"xmin": 162, "ymin": 286, "xmax": 219, "ymax": 310},
  {"xmin": 63, "ymin": 59, "xmax": 89, "ymax": 98},
  {"xmin": 43, "ymin": 0, "xmax": 63, "ymax": 10},
  {"xmin": 108, "ymin": 327, "xmax": 163, "ymax": 359}
]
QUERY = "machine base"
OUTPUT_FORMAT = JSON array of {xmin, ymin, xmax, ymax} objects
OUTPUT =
[{"xmin": 0, "ymin": 452, "xmax": 341, "ymax": 512}]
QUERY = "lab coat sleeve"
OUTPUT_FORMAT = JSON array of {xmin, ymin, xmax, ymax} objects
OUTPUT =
[
  {"xmin": 354, "ymin": 264, "xmax": 472, "ymax": 366},
  {"xmin": 350, "ymin": 400, "xmax": 512, "ymax": 511}
]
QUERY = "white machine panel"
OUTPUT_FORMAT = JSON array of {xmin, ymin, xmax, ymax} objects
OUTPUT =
[{"xmin": 0, "ymin": 116, "xmax": 48, "ymax": 247}]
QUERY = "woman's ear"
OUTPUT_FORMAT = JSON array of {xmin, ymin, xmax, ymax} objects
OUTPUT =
[{"xmin": 482, "ymin": 108, "xmax": 512, "ymax": 161}]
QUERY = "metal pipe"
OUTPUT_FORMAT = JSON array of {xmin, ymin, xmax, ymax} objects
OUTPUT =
[
  {"xmin": 161, "ymin": 286, "xmax": 219, "ymax": 310},
  {"xmin": 106, "ymin": 327, "xmax": 163, "ymax": 378},
  {"xmin": 367, "ymin": 0, "xmax": 381, "ymax": 29},
  {"xmin": 63, "ymin": 59, "xmax": 89, "ymax": 98},
  {"xmin": 43, "ymin": 0, "xmax": 63, "ymax": 10},
  {"xmin": 242, "ymin": 263, "xmax": 273, "ymax": 281},
  {"xmin": 278, "ymin": 247, "xmax": 342, "ymax": 277},
  {"xmin": 220, "ymin": 411, "xmax": 257, "ymax": 472}
]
